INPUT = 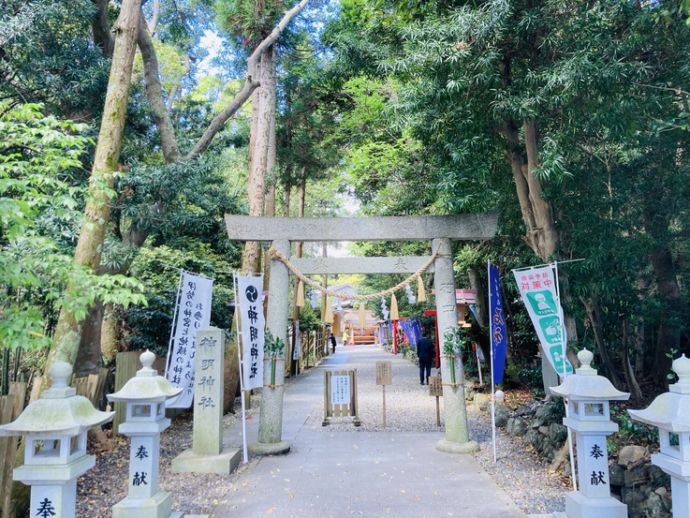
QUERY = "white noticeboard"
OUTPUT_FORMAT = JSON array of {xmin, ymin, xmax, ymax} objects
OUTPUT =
[
  {"xmin": 165, "ymin": 271, "xmax": 213, "ymax": 408},
  {"xmin": 331, "ymin": 375, "xmax": 350, "ymax": 405}
]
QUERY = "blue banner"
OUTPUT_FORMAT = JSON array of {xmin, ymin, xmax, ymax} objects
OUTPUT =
[{"xmin": 489, "ymin": 263, "xmax": 508, "ymax": 385}]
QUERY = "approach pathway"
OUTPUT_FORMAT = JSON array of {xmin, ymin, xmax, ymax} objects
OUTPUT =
[{"xmin": 215, "ymin": 345, "xmax": 523, "ymax": 518}]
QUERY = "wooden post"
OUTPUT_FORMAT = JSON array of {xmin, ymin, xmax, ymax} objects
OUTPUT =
[
  {"xmin": 382, "ymin": 385, "xmax": 387, "ymax": 428},
  {"xmin": 376, "ymin": 361, "xmax": 392, "ymax": 428},
  {"xmin": 113, "ymin": 351, "xmax": 141, "ymax": 434},
  {"xmin": 0, "ymin": 382, "xmax": 27, "ymax": 518},
  {"xmin": 429, "ymin": 375, "xmax": 443, "ymax": 427}
]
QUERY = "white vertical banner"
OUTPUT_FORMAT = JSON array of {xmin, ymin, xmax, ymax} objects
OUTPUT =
[
  {"xmin": 165, "ymin": 271, "xmax": 213, "ymax": 408},
  {"xmin": 236, "ymin": 274, "xmax": 265, "ymax": 390},
  {"xmin": 512, "ymin": 264, "xmax": 573, "ymax": 377}
]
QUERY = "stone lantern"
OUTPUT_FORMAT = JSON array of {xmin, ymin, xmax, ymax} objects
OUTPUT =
[
  {"xmin": 550, "ymin": 349, "xmax": 630, "ymax": 518},
  {"xmin": 0, "ymin": 361, "xmax": 113, "ymax": 518},
  {"xmin": 107, "ymin": 350, "xmax": 182, "ymax": 518},
  {"xmin": 628, "ymin": 354, "xmax": 690, "ymax": 518}
]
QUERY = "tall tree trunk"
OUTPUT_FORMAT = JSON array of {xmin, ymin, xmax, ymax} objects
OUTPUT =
[
  {"xmin": 581, "ymin": 296, "xmax": 622, "ymax": 387},
  {"xmin": 501, "ymin": 119, "xmax": 559, "ymax": 258},
  {"xmin": 44, "ymin": 0, "xmax": 142, "ymax": 376},
  {"xmin": 100, "ymin": 304, "xmax": 120, "ymax": 363},
  {"xmin": 264, "ymin": 47, "xmax": 277, "ymax": 218},
  {"xmin": 641, "ymin": 184, "xmax": 682, "ymax": 382},
  {"xmin": 92, "ymin": 0, "xmax": 115, "ymax": 56},
  {"xmin": 76, "ymin": 3, "xmax": 309, "ymax": 377},
  {"xmin": 241, "ymin": 50, "xmax": 272, "ymax": 275},
  {"xmin": 622, "ymin": 319, "xmax": 643, "ymax": 401},
  {"xmin": 262, "ymin": 46, "xmax": 278, "ymax": 293},
  {"xmin": 649, "ymin": 244, "xmax": 682, "ymax": 379},
  {"xmin": 501, "ymin": 118, "xmax": 565, "ymax": 386},
  {"xmin": 283, "ymin": 183, "xmax": 291, "ymax": 217},
  {"xmin": 289, "ymin": 172, "xmax": 306, "ymax": 373},
  {"xmin": 137, "ymin": 19, "xmax": 181, "ymax": 161},
  {"xmin": 296, "ymin": 169, "xmax": 306, "ymax": 258},
  {"xmin": 467, "ymin": 267, "xmax": 486, "ymax": 328}
]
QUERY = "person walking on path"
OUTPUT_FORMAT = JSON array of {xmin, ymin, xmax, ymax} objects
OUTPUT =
[
  {"xmin": 416, "ymin": 331, "xmax": 434, "ymax": 385},
  {"xmin": 329, "ymin": 332, "xmax": 337, "ymax": 354}
]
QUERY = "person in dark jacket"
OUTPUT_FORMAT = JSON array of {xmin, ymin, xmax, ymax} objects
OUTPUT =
[
  {"xmin": 416, "ymin": 332, "xmax": 435, "ymax": 385},
  {"xmin": 329, "ymin": 332, "xmax": 337, "ymax": 354}
]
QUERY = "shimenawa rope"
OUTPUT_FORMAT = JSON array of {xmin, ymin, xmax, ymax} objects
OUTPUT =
[{"xmin": 265, "ymin": 247, "xmax": 438, "ymax": 302}]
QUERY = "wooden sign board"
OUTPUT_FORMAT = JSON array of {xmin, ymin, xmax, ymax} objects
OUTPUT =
[
  {"xmin": 429, "ymin": 376, "xmax": 443, "ymax": 397},
  {"xmin": 323, "ymin": 369, "xmax": 361, "ymax": 427},
  {"xmin": 376, "ymin": 361, "xmax": 392, "ymax": 386}
]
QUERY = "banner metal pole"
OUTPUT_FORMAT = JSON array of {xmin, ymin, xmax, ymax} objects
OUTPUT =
[
  {"xmin": 234, "ymin": 273, "xmax": 249, "ymax": 464},
  {"xmin": 488, "ymin": 262, "xmax": 498, "ymax": 463},
  {"xmin": 164, "ymin": 269, "xmax": 184, "ymax": 377},
  {"xmin": 554, "ymin": 261, "xmax": 577, "ymax": 492}
]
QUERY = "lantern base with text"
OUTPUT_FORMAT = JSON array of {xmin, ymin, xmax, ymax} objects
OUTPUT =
[
  {"xmin": 108, "ymin": 351, "xmax": 183, "ymax": 518},
  {"xmin": 550, "ymin": 349, "xmax": 629, "ymax": 518},
  {"xmin": 628, "ymin": 354, "xmax": 690, "ymax": 518},
  {"xmin": 0, "ymin": 362, "xmax": 113, "ymax": 518}
]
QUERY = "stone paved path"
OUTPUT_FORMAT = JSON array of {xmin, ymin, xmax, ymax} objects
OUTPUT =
[{"xmin": 214, "ymin": 345, "xmax": 523, "ymax": 518}]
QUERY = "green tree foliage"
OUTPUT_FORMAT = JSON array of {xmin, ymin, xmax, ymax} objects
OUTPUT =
[
  {"xmin": 0, "ymin": 103, "xmax": 145, "ymax": 351},
  {"xmin": 0, "ymin": 0, "xmax": 110, "ymax": 116},
  {"xmin": 325, "ymin": 0, "xmax": 690, "ymax": 385}
]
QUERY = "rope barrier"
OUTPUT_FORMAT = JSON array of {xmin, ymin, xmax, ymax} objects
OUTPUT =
[{"xmin": 266, "ymin": 247, "xmax": 439, "ymax": 302}]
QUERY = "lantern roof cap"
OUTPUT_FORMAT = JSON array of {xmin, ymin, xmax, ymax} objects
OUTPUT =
[
  {"xmin": 628, "ymin": 355, "xmax": 690, "ymax": 431},
  {"xmin": 0, "ymin": 362, "xmax": 113, "ymax": 437},
  {"xmin": 107, "ymin": 350, "xmax": 182, "ymax": 402},
  {"xmin": 550, "ymin": 349, "xmax": 630, "ymax": 401}
]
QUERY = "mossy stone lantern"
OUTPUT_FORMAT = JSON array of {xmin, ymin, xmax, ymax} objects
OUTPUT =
[
  {"xmin": 107, "ymin": 350, "xmax": 182, "ymax": 518},
  {"xmin": 550, "ymin": 349, "xmax": 629, "ymax": 518},
  {"xmin": 628, "ymin": 354, "xmax": 690, "ymax": 518},
  {"xmin": 0, "ymin": 361, "xmax": 113, "ymax": 518}
]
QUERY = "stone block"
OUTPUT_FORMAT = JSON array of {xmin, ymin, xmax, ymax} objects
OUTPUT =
[
  {"xmin": 648, "ymin": 464, "xmax": 670, "ymax": 487},
  {"xmin": 112, "ymin": 490, "xmax": 172, "ymax": 518},
  {"xmin": 618, "ymin": 445, "xmax": 648, "ymax": 467},
  {"xmin": 609, "ymin": 462, "xmax": 625, "ymax": 487},
  {"xmin": 506, "ymin": 417, "xmax": 527, "ymax": 436},
  {"xmin": 565, "ymin": 490, "xmax": 627, "ymax": 518},
  {"xmin": 473, "ymin": 393, "xmax": 490, "ymax": 411},
  {"xmin": 624, "ymin": 463, "xmax": 649, "ymax": 487},
  {"xmin": 494, "ymin": 405, "xmax": 510, "ymax": 428},
  {"xmin": 171, "ymin": 447, "xmax": 241, "ymax": 475}
]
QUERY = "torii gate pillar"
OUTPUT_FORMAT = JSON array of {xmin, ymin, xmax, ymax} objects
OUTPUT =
[
  {"xmin": 249, "ymin": 239, "xmax": 291, "ymax": 455},
  {"xmin": 433, "ymin": 238, "xmax": 479, "ymax": 453}
]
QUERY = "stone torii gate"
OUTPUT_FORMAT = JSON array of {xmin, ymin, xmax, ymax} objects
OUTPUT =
[{"xmin": 225, "ymin": 213, "xmax": 497, "ymax": 455}]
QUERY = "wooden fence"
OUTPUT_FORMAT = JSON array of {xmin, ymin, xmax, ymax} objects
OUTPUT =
[{"xmin": 0, "ymin": 382, "xmax": 27, "ymax": 518}]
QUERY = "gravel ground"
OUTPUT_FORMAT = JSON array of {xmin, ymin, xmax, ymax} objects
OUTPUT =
[
  {"xmin": 76, "ymin": 400, "xmax": 261, "ymax": 517},
  {"xmin": 306, "ymin": 348, "xmax": 443, "ymax": 432},
  {"xmin": 471, "ymin": 410, "xmax": 568, "ymax": 514},
  {"xmin": 76, "ymin": 345, "xmax": 567, "ymax": 516}
]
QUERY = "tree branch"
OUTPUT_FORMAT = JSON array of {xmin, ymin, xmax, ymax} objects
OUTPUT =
[
  {"xmin": 186, "ymin": 0, "xmax": 310, "ymax": 159},
  {"xmin": 137, "ymin": 16, "xmax": 181, "ymax": 162},
  {"xmin": 147, "ymin": 0, "xmax": 161, "ymax": 35},
  {"xmin": 91, "ymin": 0, "xmax": 115, "ymax": 57}
]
